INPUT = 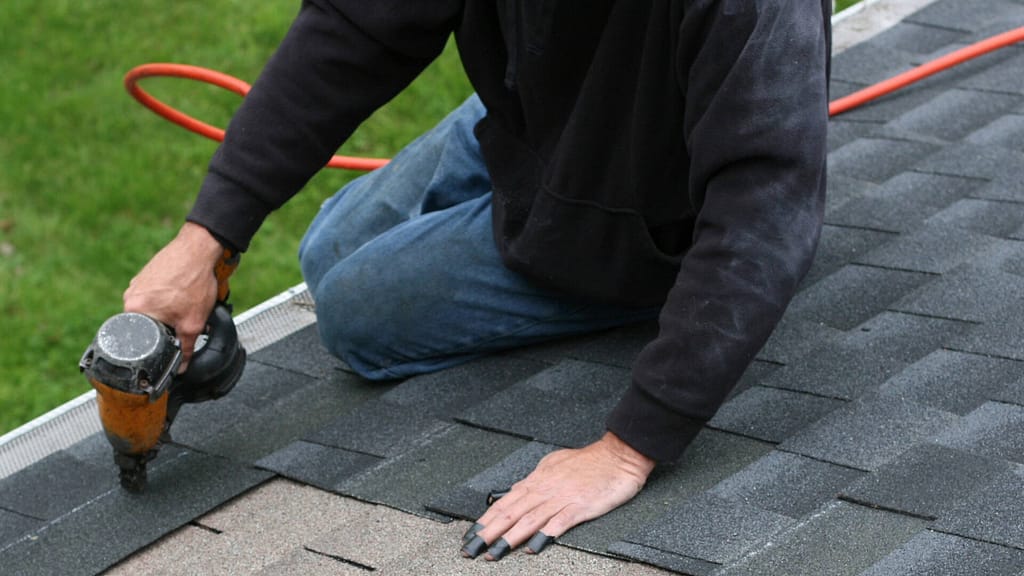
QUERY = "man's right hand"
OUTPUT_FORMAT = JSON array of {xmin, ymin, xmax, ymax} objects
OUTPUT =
[{"xmin": 123, "ymin": 222, "xmax": 225, "ymax": 368}]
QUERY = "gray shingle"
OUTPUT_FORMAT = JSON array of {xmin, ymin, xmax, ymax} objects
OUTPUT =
[
  {"xmin": 914, "ymin": 142, "xmax": 1024, "ymax": 180},
  {"xmin": 840, "ymin": 443, "xmax": 1013, "ymax": 519},
  {"xmin": 885, "ymin": 89, "xmax": 1021, "ymax": 142},
  {"xmin": 248, "ymin": 323, "xmax": 348, "ymax": 380},
  {"xmin": 621, "ymin": 493, "xmax": 795, "ymax": 565},
  {"xmin": 708, "ymin": 451, "xmax": 864, "ymax": 518},
  {"xmin": 254, "ymin": 440, "xmax": 382, "ymax": 491},
  {"xmin": 605, "ymin": 542, "xmax": 721, "ymax": 576},
  {"xmin": 826, "ymin": 171, "xmax": 978, "ymax": 233},
  {"xmin": 857, "ymin": 224, "xmax": 1012, "ymax": 274},
  {"xmin": 457, "ymin": 359, "xmax": 630, "ymax": 448},
  {"xmin": 785, "ymin": 264, "xmax": 931, "ymax": 330},
  {"xmin": 306, "ymin": 399, "xmax": 449, "ymax": 458},
  {"xmin": 512, "ymin": 321, "xmax": 658, "ymax": 369},
  {"xmin": 828, "ymin": 138, "xmax": 942, "ymax": 184},
  {"xmin": 870, "ymin": 21, "xmax": 969, "ymax": 55},
  {"xmin": 708, "ymin": 386, "xmax": 845, "ymax": 443},
  {"xmin": 716, "ymin": 501, "xmax": 928, "ymax": 576},
  {"xmin": 779, "ymin": 397, "xmax": 959, "ymax": 471},
  {"xmin": 972, "ymin": 164, "xmax": 1024, "ymax": 203},
  {"xmin": 933, "ymin": 468, "xmax": 1024, "ymax": 549},
  {"xmin": 904, "ymin": 0, "xmax": 1024, "ymax": 33},
  {"xmin": 562, "ymin": 430, "xmax": 773, "ymax": 554},
  {"xmin": 877, "ymin": 349, "xmax": 1022, "ymax": 415},
  {"xmin": 949, "ymin": 302, "xmax": 1024, "ymax": 360},
  {"xmin": 859, "ymin": 530, "xmax": 1024, "ymax": 576},
  {"xmin": 932, "ymin": 401, "xmax": 1024, "ymax": 464},
  {"xmin": 756, "ymin": 317, "xmax": 843, "ymax": 364},
  {"xmin": 960, "ymin": 50, "xmax": 1024, "ymax": 96},
  {"xmin": 967, "ymin": 114, "xmax": 1024, "ymax": 152},
  {"xmin": 336, "ymin": 424, "xmax": 527, "ymax": 521},
  {"xmin": 761, "ymin": 312, "xmax": 968, "ymax": 401},
  {"xmin": 890, "ymin": 264, "xmax": 1024, "ymax": 322},
  {"xmin": 0, "ymin": 451, "xmax": 115, "ymax": 521},
  {"xmin": 831, "ymin": 42, "xmax": 917, "ymax": 86},
  {"xmin": 800, "ymin": 224, "xmax": 895, "ymax": 289},
  {"xmin": 924, "ymin": 198, "xmax": 1024, "ymax": 237},
  {"xmin": 0, "ymin": 509, "xmax": 42, "ymax": 551},
  {"xmin": 0, "ymin": 450, "xmax": 272, "ymax": 576}
]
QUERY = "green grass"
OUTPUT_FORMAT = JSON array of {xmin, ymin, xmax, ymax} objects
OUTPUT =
[{"xmin": 0, "ymin": 1, "xmax": 471, "ymax": 433}]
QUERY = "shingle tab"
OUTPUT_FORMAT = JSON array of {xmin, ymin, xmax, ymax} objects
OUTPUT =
[
  {"xmin": 254, "ymin": 440, "xmax": 382, "ymax": 491},
  {"xmin": 933, "ymin": 468, "xmax": 1024, "ymax": 549},
  {"xmin": 716, "ymin": 501, "xmax": 928, "ymax": 576},
  {"xmin": 904, "ymin": 0, "xmax": 1024, "ymax": 33},
  {"xmin": 877, "ymin": 349, "xmax": 1022, "ymax": 415},
  {"xmin": 828, "ymin": 138, "xmax": 942, "ymax": 184},
  {"xmin": 885, "ymin": 89, "xmax": 1021, "ymax": 142},
  {"xmin": 924, "ymin": 198, "xmax": 1024, "ymax": 238},
  {"xmin": 932, "ymin": 401, "xmax": 1024, "ymax": 464},
  {"xmin": 857, "ymin": 224, "xmax": 1013, "ymax": 274},
  {"xmin": 785, "ymin": 264, "xmax": 930, "ymax": 330},
  {"xmin": 708, "ymin": 451, "xmax": 865, "ymax": 519},
  {"xmin": 800, "ymin": 224, "xmax": 895, "ymax": 289},
  {"xmin": 0, "ymin": 509, "xmax": 42, "ymax": 551},
  {"xmin": 859, "ymin": 530, "xmax": 1024, "ymax": 576},
  {"xmin": 457, "ymin": 359, "xmax": 630, "ymax": 448},
  {"xmin": 0, "ymin": 451, "xmax": 115, "ymax": 521},
  {"xmin": 949, "ymin": 302, "xmax": 1024, "ymax": 360},
  {"xmin": 708, "ymin": 386, "xmax": 845, "ymax": 443},
  {"xmin": 840, "ymin": 443, "xmax": 1013, "ymax": 519},
  {"xmin": 779, "ymin": 397, "xmax": 959, "ymax": 471},
  {"xmin": 620, "ymin": 493, "xmax": 796, "ymax": 566},
  {"xmin": 891, "ymin": 264, "xmax": 1024, "ymax": 322},
  {"xmin": 967, "ymin": 113, "xmax": 1024, "ymax": 152}
]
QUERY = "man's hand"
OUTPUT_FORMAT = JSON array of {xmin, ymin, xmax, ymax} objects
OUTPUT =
[
  {"xmin": 123, "ymin": 222, "xmax": 224, "ymax": 367},
  {"xmin": 463, "ymin": 431, "xmax": 655, "ymax": 561}
]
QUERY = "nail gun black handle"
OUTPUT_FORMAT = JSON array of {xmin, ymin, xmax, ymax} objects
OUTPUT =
[{"xmin": 175, "ymin": 303, "xmax": 246, "ymax": 402}]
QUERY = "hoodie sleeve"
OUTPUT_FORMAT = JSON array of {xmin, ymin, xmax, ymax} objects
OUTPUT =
[
  {"xmin": 187, "ymin": 0, "xmax": 462, "ymax": 251},
  {"xmin": 607, "ymin": 0, "xmax": 831, "ymax": 462}
]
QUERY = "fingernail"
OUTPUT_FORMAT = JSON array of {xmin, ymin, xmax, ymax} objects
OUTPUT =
[
  {"xmin": 462, "ymin": 522, "xmax": 484, "ymax": 545},
  {"xmin": 485, "ymin": 538, "xmax": 511, "ymax": 561},
  {"xmin": 486, "ymin": 488, "xmax": 510, "ymax": 505},
  {"xmin": 461, "ymin": 535, "xmax": 488, "ymax": 558},
  {"xmin": 525, "ymin": 532, "xmax": 554, "ymax": 554}
]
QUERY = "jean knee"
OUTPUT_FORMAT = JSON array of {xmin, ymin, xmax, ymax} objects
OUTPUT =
[{"xmin": 310, "ymin": 260, "xmax": 404, "ymax": 380}]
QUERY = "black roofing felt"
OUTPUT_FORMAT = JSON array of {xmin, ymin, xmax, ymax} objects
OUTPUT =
[{"xmin": 3, "ymin": 1, "xmax": 1024, "ymax": 573}]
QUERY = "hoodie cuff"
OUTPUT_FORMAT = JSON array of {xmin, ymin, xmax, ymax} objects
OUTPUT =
[
  {"xmin": 186, "ymin": 171, "xmax": 273, "ymax": 253},
  {"xmin": 606, "ymin": 385, "xmax": 705, "ymax": 463}
]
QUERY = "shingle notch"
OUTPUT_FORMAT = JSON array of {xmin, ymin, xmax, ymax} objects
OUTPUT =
[
  {"xmin": 779, "ymin": 396, "xmax": 959, "ymax": 471},
  {"xmin": 859, "ymin": 530, "xmax": 1024, "ymax": 576},
  {"xmin": 840, "ymin": 443, "xmax": 1014, "ymax": 520}
]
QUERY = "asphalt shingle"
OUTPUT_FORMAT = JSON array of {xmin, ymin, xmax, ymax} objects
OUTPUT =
[
  {"xmin": 932, "ymin": 401, "xmax": 1024, "ymax": 464},
  {"xmin": 859, "ymin": 530, "xmax": 1024, "ymax": 576},
  {"xmin": 932, "ymin": 467, "xmax": 1024, "ymax": 549},
  {"xmin": 876, "ymin": 349, "xmax": 1022, "ymax": 415}
]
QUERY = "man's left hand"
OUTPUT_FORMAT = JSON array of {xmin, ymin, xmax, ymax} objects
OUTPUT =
[{"xmin": 463, "ymin": 431, "xmax": 656, "ymax": 561}]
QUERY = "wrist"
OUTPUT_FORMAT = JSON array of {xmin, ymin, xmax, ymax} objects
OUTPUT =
[
  {"xmin": 177, "ymin": 222, "xmax": 226, "ymax": 263},
  {"xmin": 600, "ymin": 431, "xmax": 656, "ymax": 477}
]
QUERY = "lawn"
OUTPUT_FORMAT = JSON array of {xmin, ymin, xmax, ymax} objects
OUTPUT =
[
  {"xmin": 0, "ymin": 1, "xmax": 471, "ymax": 433},
  {"xmin": 0, "ymin": 2, "xmax": 863, "ymax": 434}
]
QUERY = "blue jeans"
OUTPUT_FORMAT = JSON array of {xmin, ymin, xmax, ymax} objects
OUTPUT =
[{"xmin": 299, "ymin": 94, "xmax": 657, "ymax": 380}]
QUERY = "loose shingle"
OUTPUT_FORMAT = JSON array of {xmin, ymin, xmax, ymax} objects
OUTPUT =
[
  {"xmin": 780, "ymin": 397, "xmax": 959, "ymax": 471},
  {"xmin": 840, "ymin": 443, "xmax": 1013, "ymax": 519},
  {"xmin": 709, "ymin": 451, "xmax": 865, "ymax": 519},
  {"xmin": 716, "ymin": 501, "xmax": 928, "ymax": 576},
  {"xmin": 859, "ymin": 530, "xmax": 1024, "ymax": 576}
]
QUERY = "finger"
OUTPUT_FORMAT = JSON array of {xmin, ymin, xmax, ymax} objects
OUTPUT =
[
  {"xmin": 463, "ymin": 488, "xmax": 542, "ymax": 558},
  {"xmin": 484, "ymin": 501, "xmax": 567, "ymax": 561}
]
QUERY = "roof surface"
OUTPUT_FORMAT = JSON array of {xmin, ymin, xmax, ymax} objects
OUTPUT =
[{"xmin": 4, "ymin": 0, "xmax": 1024, "ymax": 574}]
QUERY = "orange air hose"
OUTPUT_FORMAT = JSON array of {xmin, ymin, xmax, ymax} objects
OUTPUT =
[{"xmin": 124, "ymin": 26, "xmax": 1024, "ymax": 171}]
